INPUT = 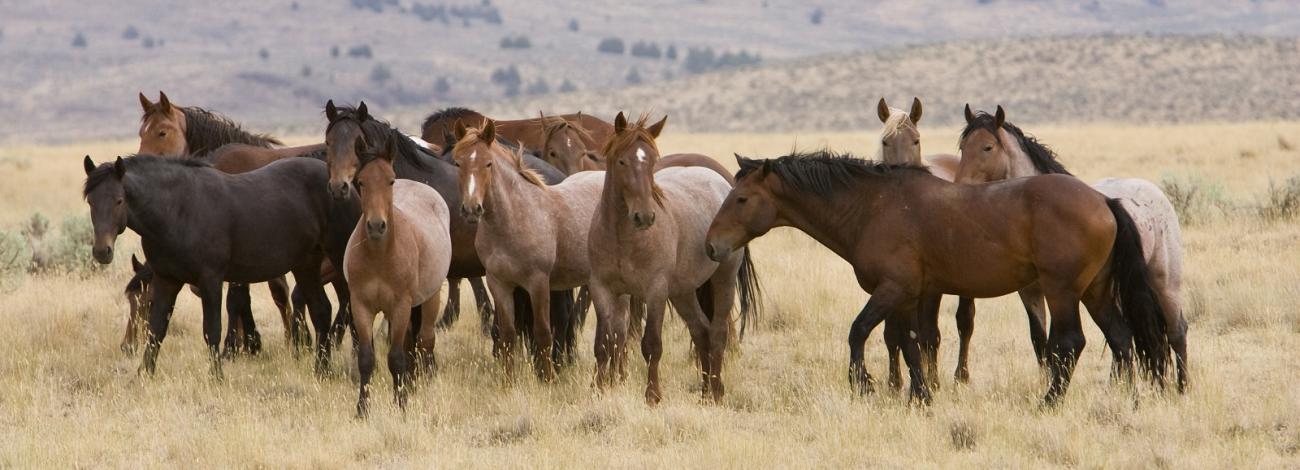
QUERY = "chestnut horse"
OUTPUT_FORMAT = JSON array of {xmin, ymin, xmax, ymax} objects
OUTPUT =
[
  {"xmin": 874, "ymin": 97, "xmax": 976, "ymax": 392},
  {"xmin": 345, "ymin": 137, "xmax": 452, "ymax": 417},
  {"xmin": 451, "ymin": 120, "xmax": 603, "ymax": 382},
  {"xmin": 121, "ymin": 254, "xmax": 153, "ymax": 354},
  {"xmin": 420, "ymin": 107, "xmax": 614, "ymax": 163},
  {"xmin": 957, "ymin": 105, "xmax": 1189, "ymax": 391},
  {"xmin": 84, "ymin": 155, "xmax": 338, "ymax": 378},
  {"xmin": 705, "ymin": 151, "xmax": 1171, "ymax": 405},
  {"xmin": 589, "ymin": 113, "xmax": 759, "ymax": 404},
  {"xmin": 323, "ymin": 102, "xmax": 576, "ymax": 349}
]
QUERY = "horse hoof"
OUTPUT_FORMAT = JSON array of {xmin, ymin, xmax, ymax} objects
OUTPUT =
[{"xmin": 645, "ymin": 389, "xmax": 662, "ymax": 406}]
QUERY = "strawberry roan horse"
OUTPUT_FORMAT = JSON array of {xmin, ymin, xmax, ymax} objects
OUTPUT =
[
  {"xmin": 956, "ymin": 105, "xmax": 1189, "ymax": 391},
  {"xmin": 705, "ymin": 151, "xmax": 1170, "ymax": 404},
  {"xmin": 84, "ymin": 156, "xmax": 339, "ymax": 377},
  {"xmin": 588, "ymin": 113, "xmax": 759, "ymax": 403},
  {"xmin": 451, "ymin": 120, "xmax": 600, "ymax": 381},
  {"xmin": 345, "ymin": 138, "xmax": 452, "ymax": 417}
]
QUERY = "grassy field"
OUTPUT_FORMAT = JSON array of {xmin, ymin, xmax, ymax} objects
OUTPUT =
[{"xmin": 1, "ymin": 122, "xmax": 1299, "ymax": 467}]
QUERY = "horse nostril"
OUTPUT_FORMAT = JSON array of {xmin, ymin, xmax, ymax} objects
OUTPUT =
[{"xmin": 705, "ymin": 244, "xmax": 716, "ymax": 259}]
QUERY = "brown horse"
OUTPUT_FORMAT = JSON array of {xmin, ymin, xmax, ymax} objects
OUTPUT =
[
  {"xmin": 121, "ymin": 254, "xmax": 153, "ymax": 354},
  {"xmin": 420, "ymin": 107, "xmax": 614, "ymax": 156},
  {"xmin": 589, "ymin": 113, "xmax": 759, "ymax": 404},
  {"xmin": 874, "ymin": 97, "xmax": 975, "ymax": 391},
  {"xmin": 137, "ymin": 91, "xmax": 310, "ymax": 353},
  {"xmin": 957, "ymin": 105, "xmax": 1189, "ymax": 391},
  {"xmin": 345, "ymin": 137, "xmax": 452, "ymax": 417},
  {"xmin": 705, "ymin": 151, "xmax": 1171, "ymax": 405},
  {"xmin": 451, "ymin": 119, "xmax": 604, "ymax": 382}
]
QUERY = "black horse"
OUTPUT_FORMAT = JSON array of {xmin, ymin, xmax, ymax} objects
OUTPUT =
[
  {"xmin": 322, "ymin": 101, "xmax": 582, "ymax": 368},
  {"xmin": 84, "ymin": 155, "xmax": 352, "ymax": 377}
]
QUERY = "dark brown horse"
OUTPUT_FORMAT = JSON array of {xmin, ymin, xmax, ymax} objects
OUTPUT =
[
  {"xmin": 420, "ymin": 107, "xmax": 614, "ymax": 156},
  {"xmin": 84, "ymin": 155, "xmax": 341, "ymax": 378},
  {"xmin": 705, "ymin": 151, "xmax": 1171, "ymax": 405}
]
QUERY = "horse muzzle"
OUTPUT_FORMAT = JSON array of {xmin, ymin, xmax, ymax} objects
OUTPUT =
[
  {"xmin": 92, "ymin": 245, "xmax": 114, "ymax": 264},
  {"xmin": 631, "ymin": 211, "xmax": 656, "ymax": 230},
  {"xmin": 365, "ymin": 219, "xmax": 388, "ymax": 240},
  {"xmin": 330, "ymin": 181, "xmax": 352, "ymax": 200},
  {"xmin": 460, "ymin": 204, "xmax": 484, "ymax": 224},
  {"xmin": 704, "ymin": 242, "xmax": 730, "ymax": 262}
]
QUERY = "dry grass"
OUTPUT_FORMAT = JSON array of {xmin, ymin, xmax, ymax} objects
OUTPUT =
[{"xmin": 2, "ymin": 122, "xmax": 1299, "ymax": 467}]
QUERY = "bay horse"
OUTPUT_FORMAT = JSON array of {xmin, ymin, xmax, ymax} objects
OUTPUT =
[
  {"xmin": 345, "ymin": 137, "xmax": 452, "ymax": 417},
  {"xmin": 84, "ymin": 155, "xmax": 338, "ymax": 378},
  {"xmin": 323, "ymin": 102, "xmax": 577, "ymax": 356},
  {"xmin": 136, "ymin": 91, "xmax": 328, "ymax": 353},
  {"xmin": 957, "ymin": 105, "xmax": 1189, "ymax": 391},
  {"xmin": 450, "ymin": 119, "xmax": 601, "ymax": 382},
  {"xmin": 420, "ymin": 107, "xmax": 614, "ymax": 156},
  {"xmin": 705, "ymin": 151, "xmax": 1171, "ymax": 405},
  {"xmin": 875, "ymin": 97, "xmax": 975, "ymax": 392},
  {"xmin": 588, "ymin": 113, "xmax": 759, "ymax": 404}
]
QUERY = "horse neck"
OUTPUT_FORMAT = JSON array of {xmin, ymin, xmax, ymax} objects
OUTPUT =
[
  {"xmin": 1001, "ymin": 129, "xmax": 1043, "ymax": 178},
  {"xmin": 482, "ymin": 158, "xmax": 545, "ymax": 228},
  {"xmin": 123, "ymin": 171, "xmax": 203, "ymax": 246},
  {"xmin": 774, "ymin": 180, "xmax": 883, "ymax": 262}
]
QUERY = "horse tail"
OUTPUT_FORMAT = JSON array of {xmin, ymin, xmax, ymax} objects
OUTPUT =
[
  {"xmin": 736, "ymin": 246, "xmax": 763, "ymax": 341},
  {"xmin": 1105, "ymin": 198, "xmax": 1170, "ymax": 385}
]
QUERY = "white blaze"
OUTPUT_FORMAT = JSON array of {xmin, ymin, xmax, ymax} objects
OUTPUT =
[
  {"xmin": 466, "ymin": 151, "xmax": 478, "ymax": 196},
  {"xmin": 636, "ymin": 147, "xmax": 646, "ymax": 163}
]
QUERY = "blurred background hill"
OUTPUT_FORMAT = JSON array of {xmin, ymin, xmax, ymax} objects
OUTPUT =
[{"xmin": 2, "ymin": 0, "xmax": 1297, "ymax": 142}]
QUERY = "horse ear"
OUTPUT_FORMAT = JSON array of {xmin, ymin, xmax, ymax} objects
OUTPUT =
[
  {"xmin": 382, "ymin": 136, "xmax": 398, "ymax": 162},
  {"xmin": 760, "ymin": 159, "xmax": 773, "ymax": 175},
  {"xmin": 113, "ymin": 156, "xmax": 126, "ymax": 179},
  {"xmin": 157, "ymin": 91, "xmax": 172, "ymax": 112},
  {"xmin": 139, "ymin": 92, "xmax": 153, "ymax": 112},
  {"xmin": 83, "ymin": 155, "xmax": 96, "ymax": 176},
  {"xmin": 964, "ymin": 104, "xmax": 976, "ymax": 124},
  {"xmin": 735, "ymin": 153, "xmax": 760, "ymax": 172},
  {"xmin": 131, "ymin": 254, "xmax": 144, "ymax": 271},
  {"xmin": 453, "ymin": 119, "xmax": 468, "ymax": 141},
  {"xmin": 357, "ymin": 101, "xmax": 369, "ymax": 121},
  {"xmin": 994, "ymin": 105, "xmax": 1006, "ymax": 129},
  {"xmin": 876, "ymin": 98, "xmax": 890, "ymax": 123},
  {"xmin": 442, "ymin": 127, "xmax": 458, "ymax": 148},
  {"xmin": 910, "ymin": 97, "xmax": 922, "ymax": 124},
  {"xmin": 325, "ymin": 100, "xmax": 338, "ymax": 123},
  {"xmin": 647, "ymin": 115, "xmax": 667, "ymax": 138},
  {"xmin": 482, "ymin": 119, "xmax": 497, "ymax": 143},
  {"xmin": 575, "ymin": 111, "xmax": 583, "ymax": 121},
  {"xmin": 614, "ymin": 112, "xmax": 628, "ymax": 133}
]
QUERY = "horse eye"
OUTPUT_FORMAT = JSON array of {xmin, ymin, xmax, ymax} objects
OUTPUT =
[
  {"xmin": 881, "ymin": 140, "xmax": 888, "ymax": 147},
  {"xmin": 618, "ymin": 159, "xmax": 626, "ymax": 166},
  {"xmin": 115, "ymin": 198, "xmax": 124, "ymax": 206},
  {"xmin": 913, "ymin": 140, "xmax": 919, "ymax": 145},
  {"xmin": 389, "ymin": 180, "xmax": 394, "ymax": 186},
  {"xmin": 158, "ymin": 132, "xmax": 167, "ymax": 137},
  {"xmin": 736, "ymin": 196, "xmax": 748, "ymax": 204},
  {"xmin": 983, "ymin": 145, "xmax": 994, "ymax": 152},
  {"xmin": 485, "ymin": 161, "xmax": 493, "ymax": 168}
]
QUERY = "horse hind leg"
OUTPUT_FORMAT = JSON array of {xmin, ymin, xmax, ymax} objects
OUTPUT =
[
  {"xmin": 436, "ymin": 278, "xmax": 462, "ymax": 330},
  {"xmin": 916, "ymin": 293, "xmax": 942, "ymax": 392},
  {"xmin": 1154, "ymin": 276, "xmax": 1189, "ymax": 393},
  {"xmin": 953, "ymin": 296, "xmax": 976, "ymax": 384},
  {"xmin": 883, "ymin": 315, "xmax": 905, "ymax": 393},
  {"xmin": 1042, "ymin": 287, "xmax": 1087, "ymax": 406},
  {"xmin": 1018, "ymin": 284, "xmax": 1051, "ymax": 368},
  {"xmin": 267, "ymin": 276, "xmax": 292, "ymax": 346},
  {"xmin": 468, "ymin": 277, "xmax": 495, "ymax": 337}
]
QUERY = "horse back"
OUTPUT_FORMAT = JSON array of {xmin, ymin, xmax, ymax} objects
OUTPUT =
[
  {"xmin": 656, "ymin": 153, "xmax": 734, "ymax": 185},
  {"xmin": 1092, "ymin": 177, "xmax": 1184, "ymax": 274}
]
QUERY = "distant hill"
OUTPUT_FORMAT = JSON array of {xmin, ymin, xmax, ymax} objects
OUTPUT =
[{"xmin": 1, "ymin": 0, "xmax": 1298, "ymax": 142}]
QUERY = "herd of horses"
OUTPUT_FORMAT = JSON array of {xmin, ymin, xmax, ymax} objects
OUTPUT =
[{"xmin": 82, "ymin": 91, "xmax": 1188, "ymax": 416}]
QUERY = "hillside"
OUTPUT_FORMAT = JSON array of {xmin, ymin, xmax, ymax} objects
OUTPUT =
[{"xmin": 1, "ymin": 1, "xmax": 1298, "ymax": 142}]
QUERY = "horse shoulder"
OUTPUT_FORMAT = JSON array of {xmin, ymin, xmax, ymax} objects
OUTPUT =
[{"xmin": 924, "ymin": 154, "xmax": 961, "ymax": 183}]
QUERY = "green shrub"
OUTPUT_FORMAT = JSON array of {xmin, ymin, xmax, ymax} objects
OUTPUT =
[
  {"xmin": 1160, "ymin": 174, "xmax": 1230, "ymax": 225},
  {"xmin": 1257, "ymin": 176, "xmax": 1300, "ymax": 221}
]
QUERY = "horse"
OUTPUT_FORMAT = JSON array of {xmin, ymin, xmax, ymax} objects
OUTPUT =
[
  {"xmin": 136, "ymin": 91, "xmax": 327, "ymax": 353},
  {"xmin": 420, "ymin": 107, "xmax": 614, "ymax": 157},
  {"xmin": 344, "ymin": 137, "xmax": 452, "ymax": 417},
  {"xmin": 705, "ymin": 151, "xmax": 1171, "ymax": 405},
  {"xmin": 450, "ymin": 119, "xmax": 601, "ymax": 382},
  {"xmin": 588, "ymin": 113, "xmax": 759, "ymax": 404},
  {"xmin": 956, "ymin": 105, "xmax": 1189, "ymax": 391},
  {"xmin": 874, "ymin": 97, "xmax": 976, "ymax": 392},
  {"xmin": 323, "ymin": 101, "xmax": 577, "ymax": 357},
  {"xmin": 83, "ymin": 155, "xmax": 339, "ymax": 378},
  {"xmin": 121, "ymin": 254, "xmax": 153, "ymax": 354}
]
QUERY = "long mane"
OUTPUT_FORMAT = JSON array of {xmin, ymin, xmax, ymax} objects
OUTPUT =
[
  {"xmin": 84, "ymin": 154, "xmax": 211, "ymax": 197},
  {"xmin": 174, "ymin": 107, "xmax": 282, "ymax": 156},
  {"xmin": 959, "ymin": 112, "xmax": 1071, "ymax": 175},
  {"xmin": 329, "ymin": 105, "xmax": 438, "ymax": 172},
  {"xmin": 737, "ymin": 150, "xmax": 930, "ymax": 198},
  {"xmin": 456, "ymin": 125, "xmax": 548, "ymax": 189},
  {"xmin": 421, "ymin": 107, "xmax": 484, "ymax": 138}
]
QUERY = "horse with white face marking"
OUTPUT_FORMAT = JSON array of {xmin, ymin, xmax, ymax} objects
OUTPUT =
[{"xmin": 957, "ymin": 105, "xmax": 1188, "ymax": 391}]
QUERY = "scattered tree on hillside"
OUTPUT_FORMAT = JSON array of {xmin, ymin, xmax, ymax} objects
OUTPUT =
[
  {"xmin": 598, "ymin": 37, "xmax": 625, "ymax": 55},
  {"xmin": 810, "ymin": 7, "xmax": 823, "ymax": 25},
  {"xmin": 558, "ymin": 79, "xmax": 577, "ymax": 93},
  {"xmin": 626, "ymin": 67, "xmax": 642, "ymax": 85},
  {"xmin": 122, "ymin": 26, "xmax": 139, "ymax": 40},
  {"xmin": 291, "ymin": 1, "xmax": 300, "ymax": 11},
  {"xmin": 434, "ymin": 77, "xmax": 452, "ymax": 95},
  {"xmin": 500, "ymin": 35, "xmax": 531, "ymax": 49},
  {"xmin": 142, "ymin": 37, "xmax": 155, "ymax": 49},
  {"xmin": 491, "ymin": 65, "xmax": 522, "ymax": 97},
  {"xmin": 631, "ymin": 41, "xmax": 662, "ymax": 59},
  {"xmin": 526, "ymin": 79, "xmax": 550, "ymax": 95},
  {"xmin": 568, "ymin": 18, "xmax": 580, "ymax": 32},
  {"xmin": 330, "ymin": 45, "xmax": 340, "ymax": 58},
  {"xmin": 370, "ymin": 64, "xmax": 392, "ymax": 84},
  {"xmin": 300, "ymin": 65, "xmax": 312, "ymax": 77},
  {"xmin": 666, "ymin": 45, "xmax": 678, "ymax": 60},
  {"xmin": 348, "ymin": 45, "xmax": 373, "ymax": 59},
  {"xmin": 258, "ymin": 48, "xmax": 270, "ymax": 60},
  {"xmin": 71, "ymin": 32, "xmax": 87, "ymax": 48}
]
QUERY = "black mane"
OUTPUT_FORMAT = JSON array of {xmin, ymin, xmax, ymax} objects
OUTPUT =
[
  {"xmin": 84, "ymin": 155, "xmax": 211, "ymax": 197},
  {"xmin": 329, "ymin": 105, "xmax": 438, "ymax": 172},
  {"xmin": 421, "ymin": 107, "xmax": 483, "ymax": 137},
  {"xmin": 960, "ymin": 112, "xmax": 1071, "ymax": 175},
  {"xmin": 179, "ymin": 107, "xmax": 282, "ymax": 157},
  {"xmin": 737, "ymin": 150, "xmax": 931, "ymax": 198}
]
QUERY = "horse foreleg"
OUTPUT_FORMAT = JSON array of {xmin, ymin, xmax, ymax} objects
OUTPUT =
[
  {"xmin": 848, "ymin": 287, "xmax": 905, "ymax": 396},
  {"xmin": 141, "ymin": 276, "xmax": 182, "ymax": 376},
  {"xmin": 524, "ymin": 279, "xmax": 555, "ymax": 382},
  {"xmin": 640, "ymin": 295, "xmax": 669, "ymax": 405},
  {"xmin": 589, "ymin": 283, "xmax": 625, "ymax": 390},
  {"xmin": 199, "ymin": 279, "xmax": 226, "ymax": 380},
  {"xmin": 223, "ymin": 283, "xmax": 247, "ymax": 357},
  {"xmin": 293, "ymin": 265, "xmax": 332, "ymax": 377},
  {"xmin": 485, "ymin": 276, "xmax": 518, "ymax": 382},
  {"xmin": 351, "ymin": 300, "xmax": 377, "ymax": 419},
  {"xmin": 883, "ymin": 315, "xmax": 905, "ymax": 393},
  {"xmin": 954, "ymin": 296, "xmax": 976, "ymax": 383},
  {"xmin": 916, "ymin": 293, "xmax": 943, "ymax": 392},
  {"xmin": 416, "ymin": 290, "xmax": 443, "ymax": 376}
]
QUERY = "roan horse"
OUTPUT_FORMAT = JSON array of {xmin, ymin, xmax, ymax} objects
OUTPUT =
[
  {"xmin": 451, "ymin": 120, "xmax": 599, "ymax": 381},
  {"xmin": 345, "ymin": 137, "xmax": 452, "ymax": 417},
  {"xmin": 874, "ymin": 97, "xmax": 976, "ymax": 392},
  {"xmin": 84, "ymin": 155, "xmax": 337, "ymax": 378},
  {"xmin": 705, "ymin": 151, "xmax": 1171, "ymax": 404},
  {"xmin": 956, "ymin": 105, "xmax": 1189, "ymax": 391},
  {"xmin": 322, "ymin": 101, "xmax": 575, "ymax": 347},
  {"xmin": 136, "ymin": 91, "xmax": 327, "ymax": 353},
  {"xmin": 589, "ymin": 113, "xmax": 759, "ymax": 404}
]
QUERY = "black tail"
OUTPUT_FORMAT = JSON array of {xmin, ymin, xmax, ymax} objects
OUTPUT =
[
  {"xmin": 507, "ymin": 287, "xmax": 579, "ymax": 368},
  {"xmin": 1106, "ymin": 198, "xmax": 1170, "ymax": 384},
  {"xmin": 736, "ymin": 246, "xmax": 762, "ymax": 341}
]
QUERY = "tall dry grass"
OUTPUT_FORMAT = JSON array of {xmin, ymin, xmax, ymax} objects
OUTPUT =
[{"xmin": 1, "ymin": 122, "xmax": 1298, "ymax": 467}]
